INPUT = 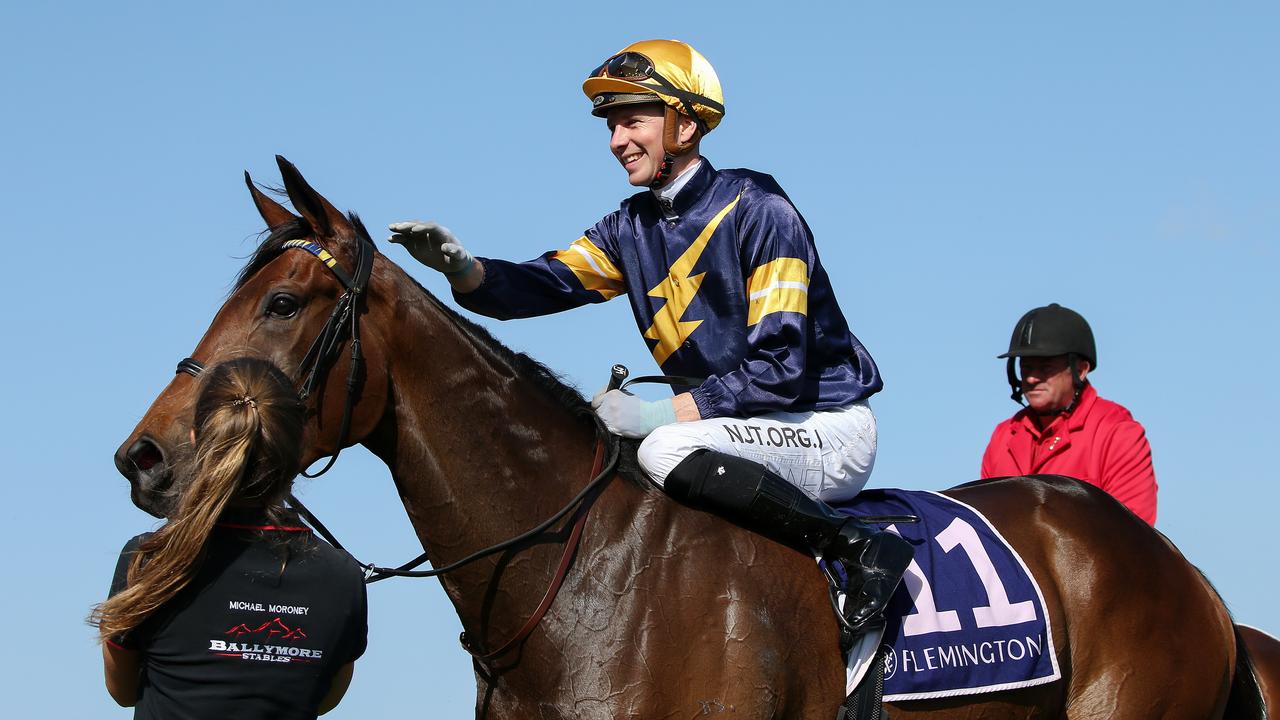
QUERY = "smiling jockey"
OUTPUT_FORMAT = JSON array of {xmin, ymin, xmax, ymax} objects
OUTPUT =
[{"xmin": 389, "ymin": 39, "xmax": 912, "ymax": 637}]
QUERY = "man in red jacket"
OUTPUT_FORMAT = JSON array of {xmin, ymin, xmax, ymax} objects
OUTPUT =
[{"xmin": 980, "ymin": 304, "xmax": 1158, "ymax": 525}]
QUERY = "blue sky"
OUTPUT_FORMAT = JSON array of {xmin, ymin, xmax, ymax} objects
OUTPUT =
[{"xmin": 2, "ymin": 2, "xmax": 1276, "ymax": 717}]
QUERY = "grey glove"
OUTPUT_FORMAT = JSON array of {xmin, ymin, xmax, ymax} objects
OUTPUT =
[
  {"xmin": 387, "ymin": 220, "xmax": 474, "ymax": 275},
  {"xmin": 591, "ymin": 388, "xmax": 677, "ymax": 439}
]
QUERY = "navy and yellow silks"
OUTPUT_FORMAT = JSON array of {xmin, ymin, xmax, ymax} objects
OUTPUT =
[{"xmin": 454, "ymin": 161, "xmax": 882, "ymax": 419}]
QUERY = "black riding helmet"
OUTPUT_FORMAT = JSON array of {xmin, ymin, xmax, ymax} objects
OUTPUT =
[{"xmin": 998, "ymin": 303, "xmax": 1096, "ymax": 412}]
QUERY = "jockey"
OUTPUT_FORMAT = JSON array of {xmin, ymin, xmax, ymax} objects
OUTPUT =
[
  {"xmin": 389, "ymin": 39, "xmax": 913, "ymax": 636},
  {"xmin": 981, "ymin": 303, "xmax": 1158, "ymax": 524}
]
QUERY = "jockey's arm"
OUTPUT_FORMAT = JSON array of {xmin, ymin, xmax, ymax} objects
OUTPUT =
[
  {"xmin": 390, "ymin": 220, "xmax": 625, "ymax": 320},
  {"xmin": 672, "ymin": 392, "xmax": 701, "ymax": 422},
  {"xmin": 447, "ymin": 258, "xmax": 485, "ymax": 294}
]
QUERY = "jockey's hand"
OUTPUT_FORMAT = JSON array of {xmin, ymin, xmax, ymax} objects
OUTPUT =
[
  {"xmin": 387, "ymin": 221, "xmax": 474, "ymax": 276},
  {"xmin": 591, "ymin": 389, "xmax": 676, "ymax": 439}
]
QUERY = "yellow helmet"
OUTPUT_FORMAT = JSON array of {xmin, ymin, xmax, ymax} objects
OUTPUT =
[{"xmin": 583, "ymin": 39, "xmax": 725, "ymax": 135}]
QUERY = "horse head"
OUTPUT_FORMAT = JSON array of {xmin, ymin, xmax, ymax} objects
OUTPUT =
[{"xmin": 114, "ymin": 156, "xmax": 391, "ymax": 517}]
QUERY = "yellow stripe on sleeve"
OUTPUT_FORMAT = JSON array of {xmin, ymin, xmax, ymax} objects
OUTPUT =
[
  {"xmin": 746, "ymin": 257, "xmax": 809, "ymax": 326},
  {"xmin": 552, "ymin": 236, "xmax": 625, "ymax": 300}
]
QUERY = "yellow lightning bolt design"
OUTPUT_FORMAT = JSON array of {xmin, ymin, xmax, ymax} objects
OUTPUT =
[{"xmin": 643, "ymin": 193, "xmax": 743, "ymax": 366}]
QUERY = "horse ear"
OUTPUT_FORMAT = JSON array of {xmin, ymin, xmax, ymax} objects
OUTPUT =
[
  {"xmin": 244, "ymin": 171, "xmax": 298, "ymax": 230},
  {"xmin": 275, "ymin": 155, "xmax": 352, "ymax": 239}
]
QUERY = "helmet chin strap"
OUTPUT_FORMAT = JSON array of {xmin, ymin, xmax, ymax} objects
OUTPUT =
[
  {"xmin": 1005, "ymin": 358, "xmax": 1024, "ymax": 406},
  {"xmin": 1008, "ymin": 352, "xmax": 1087, "ymax": 417},
  {"xmin": 1059, "ymin": 352, "xmax": 1086, "ymax": 415},
  {"xmin": 649, "ymin": 105, "xmax": 698, "ymax": 188},
  {"xmin": 649, "ymin": 152, "xmax": 677, "ymax": 188}
]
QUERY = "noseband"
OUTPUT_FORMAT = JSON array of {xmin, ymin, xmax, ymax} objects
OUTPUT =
[{"xmin": 176, "ymin": 235, "xmax": 374, "ymax": 478}]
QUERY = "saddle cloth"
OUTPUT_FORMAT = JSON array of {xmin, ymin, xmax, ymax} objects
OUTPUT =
[{"xmin": 832, "ymin": 489, "xmax": 1061, "ymax": 702}]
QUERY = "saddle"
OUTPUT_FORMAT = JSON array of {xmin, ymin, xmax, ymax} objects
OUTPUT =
[{"xmin": 833, "ymin": 489, "xmax": 1059, "ymax": 704}]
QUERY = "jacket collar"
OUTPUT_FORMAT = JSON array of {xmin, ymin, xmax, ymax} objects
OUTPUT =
[
  {"xmin": 651, "ymin": 158, "xmax": 702, "ymax": 218},
  {"xmin": 215, "ymin": 507, "xmax": 308, "ymax": 532},
  {"xmin": 1013, "ymin": 383, "xmax": 1099, "ymax": 437},
  {"xmin": 218, "ymin": 507, "xmax": 269, "ymax": 524},
  {"xmin": 668, "ymin": 158, "xmax": 716, "ymax": 218}
]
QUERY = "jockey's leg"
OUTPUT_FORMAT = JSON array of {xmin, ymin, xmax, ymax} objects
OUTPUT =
[{"xmin": 636, "ymin": 403, "xmax": 913, "ymax": 635}]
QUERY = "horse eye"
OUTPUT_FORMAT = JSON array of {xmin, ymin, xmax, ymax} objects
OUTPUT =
[{"xmin": 266, "ymin": 294, "xmax": 300, "ymax": 318}]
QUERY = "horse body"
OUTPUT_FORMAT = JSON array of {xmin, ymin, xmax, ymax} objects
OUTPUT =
[
  {"xmin": 929, "ymin": 477, "xmax": 1235, "ymax": 720},
  {"xmin": 115, "ymin": 158, "xmax": 1249, "ymax": 719},
  {"xmin": 1238, "ymin": 625, "xmax": 1280, "ymax": 717}
]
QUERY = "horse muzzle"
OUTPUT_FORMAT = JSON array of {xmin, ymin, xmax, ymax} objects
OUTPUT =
[{"xmin": 115, "ymin": 435, "xmax": 176, "ymax": 518}]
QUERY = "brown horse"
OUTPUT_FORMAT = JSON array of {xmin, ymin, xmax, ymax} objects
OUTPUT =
[
  {"xmin": 1239, "ymin": 625, "xmax": 1280, "ymax": 717},
  {"xmin": 115, "ymin": 157, "xmax": 1261, "ymax": 719}
]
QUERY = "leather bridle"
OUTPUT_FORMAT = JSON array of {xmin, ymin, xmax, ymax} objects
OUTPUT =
[
  {"xmin": 170, "ymin": 234, "xmax": 622, "ymax": 662},
  {"xmin": 177, "ymin": 236, "xmax": 374, "ymax": 478}
]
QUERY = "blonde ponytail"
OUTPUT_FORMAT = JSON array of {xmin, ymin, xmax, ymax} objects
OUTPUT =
[{"xmin": 92, "ymin": 358, "xmax": 304, "ymax": 643}]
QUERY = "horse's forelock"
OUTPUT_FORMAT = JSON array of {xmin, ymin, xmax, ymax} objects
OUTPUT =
[{"xmin": 232, "ymin": 211, "xmax": 373, "ymax": 294}]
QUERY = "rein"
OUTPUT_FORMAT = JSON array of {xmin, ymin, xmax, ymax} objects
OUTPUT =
[{"xmin": 292, "ymin": 416, "xmax": 619, "ymax": 583}]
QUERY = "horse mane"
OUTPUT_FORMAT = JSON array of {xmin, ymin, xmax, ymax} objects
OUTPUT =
[
  {"xmin": 233, "ymin": 212, "xmax": 593, "ymax": 420},
  {"xmin": 402, "ymin": 271, "xmax": 594, "ymax": 418}
]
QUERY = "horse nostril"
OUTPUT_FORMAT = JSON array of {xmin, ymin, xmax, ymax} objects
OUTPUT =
[{"xmin": 127, "ymin": 438, "xmax": 165, "ymax": 472}]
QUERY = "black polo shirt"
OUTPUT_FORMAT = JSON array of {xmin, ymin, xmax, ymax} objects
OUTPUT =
[{"xmin": 108, "ymin": 515, "xmax": 368, "ymax": 720}]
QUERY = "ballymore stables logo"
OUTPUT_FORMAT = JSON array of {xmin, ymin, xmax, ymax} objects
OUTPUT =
[{"xmin": 208, "ymin": 617, "xmax": 324, "ymax": 664}]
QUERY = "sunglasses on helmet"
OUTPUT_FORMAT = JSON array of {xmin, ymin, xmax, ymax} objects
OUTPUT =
[
  {"xmin": 590, "ymin": 52, "xmax": 660, "ymax": 82},
  {"xmin": 588, "ymin": 52, "xmax": 724, "ymax": 132}
]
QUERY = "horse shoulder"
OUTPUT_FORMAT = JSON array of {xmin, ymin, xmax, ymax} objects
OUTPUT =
[{"xmin": 555, "ymin": 478, "xmax": 845, "ymax": 716}]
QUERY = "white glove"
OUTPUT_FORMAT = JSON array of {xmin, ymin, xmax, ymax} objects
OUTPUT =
[
  {"xmin": 591, "ymin": 389, "xmax": 677, "ymax": 439},
  {"xmin": 387, "ymin": 220, "xmax": 474, "ymax": 275}
]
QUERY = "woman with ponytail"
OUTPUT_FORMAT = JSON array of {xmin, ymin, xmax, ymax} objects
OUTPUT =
[{"xmin": 93, "ymin": 357, "xmax": 367, "ymax": 719}]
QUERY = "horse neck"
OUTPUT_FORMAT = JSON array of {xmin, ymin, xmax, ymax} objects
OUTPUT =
[{"xmin": 363, "ymin": 265, "xmax": 601, "ymax": 572}]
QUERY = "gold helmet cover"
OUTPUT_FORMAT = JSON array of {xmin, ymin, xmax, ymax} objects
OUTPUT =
[{"xmin": 583, "ymin": 39, "xmax": 725, "ymax": 135}]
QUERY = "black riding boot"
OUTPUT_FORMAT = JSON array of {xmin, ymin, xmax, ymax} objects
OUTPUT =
[{"xmin": 664, "ymin": 450, "xmax": 915, "ymax": 636}]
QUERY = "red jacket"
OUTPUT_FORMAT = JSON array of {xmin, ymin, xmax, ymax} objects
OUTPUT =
[{"xmin": 980, "ymin": 384, "xmax": 1157, "ymax": 525}]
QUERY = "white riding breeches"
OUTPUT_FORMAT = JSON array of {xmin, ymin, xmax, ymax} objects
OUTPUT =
[{"xmin": 636, "ymin": 400, "xmax": 878, "ymax": 503}]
